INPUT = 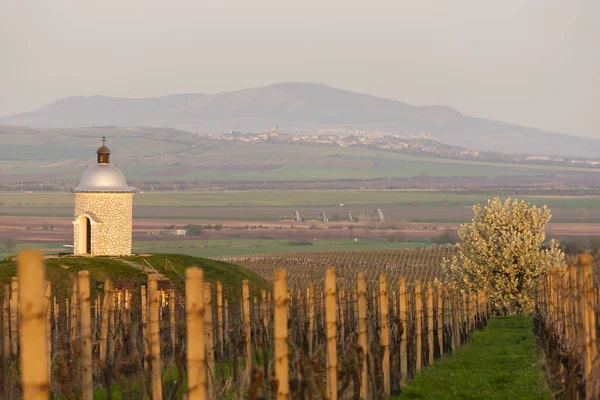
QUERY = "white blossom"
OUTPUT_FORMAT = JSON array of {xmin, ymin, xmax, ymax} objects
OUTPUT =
[{"xmin": 443, "ymin": 197, "xmax": 565, "ymax": 315}]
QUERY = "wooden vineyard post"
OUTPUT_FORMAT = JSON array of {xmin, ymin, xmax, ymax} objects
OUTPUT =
[
  {"xmin": 547, "ymin": 270, "xmax": 554, "ymax": 325},
  {"xmin": 78, "ymin": 271, "xmax": 93, "ymax": 400},
  {"xmin": 169, "ymin": 288, "xmax": 176, "ymax": 360},
  {"xmin": 203, "ymin": 283, "xmax": 215, "ymax": 396},
  {"xmin": 274, "ymin": 270, "xmax": 289, "ymax": 400},
  {"xmin": 124, "ymin": 290, "xmax": 131, "ymax": 324},
  {"xmin": 141, "ymin": 284, "xmax": 148, "ymax": 369},
  {"xmin": 254, "ymin": 295, "xmax": 259, "ymax": 318},
  {"xmin": 261, "ymin": 288, "xmax": 268, "ymax": 329},
  {"xmin": 308, "ymin": 284, "xmax": 315, "ymax": 354},
  {"xmin": 398, "ymin": 277, "xmax": 408, "ymax": 384},
  {"xmin": 474, "ymin": 292, "xmax": 480, "ymax": 325},
  {"xmin": 564, "ymin": 267, "xmax": 573, "ymax": 344},
  {"xmin": 579, "ymin": 255, "xmax": 598, "ymax": 398},
  {"xmin": 268, "ymin": 290, "xmax": 272, "ymax": 318},
  {"xmin": 427, "ymin": 282, "xmax": 434, "ymax": 365},
  {"xmin": 224, "ymin": 298, "xmax": 229, "ymax": 348},
  {"xmin": 353, "ymin": 290, "xmax": 358, "ymax": 324},
  {"xmin": 287, "ymin": 289, "xmax": 292, "ymax": 323},
  {"xmin": 319, "ymin": 290, "xmax": 324, "ymax": 346},
  {"xmin": 253, "ymin": 297, "xmax": 258, "ymax": 338},
  {"xmin": 461, "ymin": 292, "xmax": 467, "ymax": 343},
  {"xmin": 380, "ymin": 275, "xmax": 390, "ymax": 396},
  {"xmin": 339, "ymin": 286, "xmax": 345, "ymax": 346},
  {"xmin": 325, "ymin": 267, "xmax": 338, "ymax": 400},
  {"xmin": 44, "ymin": 281, "xmax": 52, "ymax": 381},
  {"xmin": 10, "ymin": 276, "xmax": 18, "ymax": 357},
  {"xmin": 95, "ymin": 294, "xmax": 101, "ymax": 326},
  {"xmin": 65, "ymin": 298, "xmax": 69, "ymax": 339},
  {"xmin": 551, "ymin": 269, "xmax": 561, "ymax": 332},
  {"xmin": 465, "ymin": 292, "xmax": 471, "ymax": 334},
  {"xmin": 186, "ymin": 267, "xmax": 206, "ymax": 400},
  {"xmin": 17, "ymin": 249, "xmax": 49, "ymax": 399},
  {"xmin": 572, "ymin": 260, "xmax": 582, "ymax": 352},
  {"xmin": 100, "ymin": 278, "xmax": 112, "ymax": 366},
  {"xmin": 148, "ymin": 275, "xmax": 163, "ymax": 400},
  {"xmin": 414, "ymin": 280, "xmax": 422, "ymax": 371},
  {"xmin": 452, "ymin": 284, "xmax": 460, "ymax": 350},
  {"xmin": 218, "ymin": 282, "xmax": 224, "ymax": 357},
  {"xmin": 357, "ymin": 273, "xmax": 368, "ymax": 399},
  {"xmin": 3, "ymin": 285, "xmax": 9, "ymax": 358},
  {"xmin": 436, "ymin": 283, "xmax": 444, "ymax": 358},
  {"xmin": 242, "ymin": 280, "xmax": 252, "ymax": 379},
  {"xmin": 469, "ymin": 292, "xmax": 476, "ymax": 333},
  {"xmin": 70, "ymin": 278, "xmax": 79, "ymax": 347},
  {"xmin": 371, "ymin": 290, "xmax": 378, "ymax": 329}
]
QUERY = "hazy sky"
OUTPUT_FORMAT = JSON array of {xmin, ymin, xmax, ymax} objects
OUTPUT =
[{"xmin": 1, "ymin": 0, "xmax": 598, "ymax": 138}]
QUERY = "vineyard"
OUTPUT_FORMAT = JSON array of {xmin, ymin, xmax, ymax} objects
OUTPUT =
[
  {"xmin": 221, "ymin": 247, "xmax": 455, "ymax": 290},
  {"xmin": 1, "ymin": 248, "xmax": 488, "ymax": 399},
  {"xmin": 535, "ymin": 254, "xmax": 600, "ymax": 399}
]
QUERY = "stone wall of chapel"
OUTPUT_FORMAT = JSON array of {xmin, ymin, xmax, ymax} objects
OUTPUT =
[{"xmin": 73, "ymin": 193, "xmax": 133, "ymax": 256}]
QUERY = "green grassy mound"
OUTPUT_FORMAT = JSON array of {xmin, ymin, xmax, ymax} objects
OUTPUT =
[{"xmin": 0, "ymin": 253, "xmax": 270, "ymax": 298}]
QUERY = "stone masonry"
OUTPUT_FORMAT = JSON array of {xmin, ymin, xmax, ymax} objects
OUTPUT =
[{"xmin": 73, "ymin": 193, "xmax": 133, "ymax": 256}]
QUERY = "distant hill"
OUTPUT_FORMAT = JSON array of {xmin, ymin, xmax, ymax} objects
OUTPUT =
[{"xmin": 1, "ymin": 82, "xmax": 598, "ymax": 157}]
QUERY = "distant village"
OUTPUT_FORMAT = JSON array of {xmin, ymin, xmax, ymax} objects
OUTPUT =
[
  {"xmin": 200, "ymin": 126, "xmax": 600, "ymax": 167},
  {"xmin": 203, "ymin": 126, "xmax": 482, "ymax": 158}
]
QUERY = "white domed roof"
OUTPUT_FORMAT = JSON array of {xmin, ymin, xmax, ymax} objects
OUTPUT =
[{"xmin": 73, "ymin": 164, "xmax": 134, "ymax": 193}]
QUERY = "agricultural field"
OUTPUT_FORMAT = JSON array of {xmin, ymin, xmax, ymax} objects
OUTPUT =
[
  {"xmin": 2, "ymin": 191, "xmax": 600, "ymax": 224},
  {"xmin": 133, "ymin": 238, "xmax": 427, "ymax": 259},
  {"xmin": 2, "ymin": 229, "xmax": 589, "ymax": 398},
  {"xmin": 3, "ymin": 190, "xmax": 600, "ymax": 212},
  {"xmin": 2, "ymin": 190, "xmax": 600, "ymax": 262}
]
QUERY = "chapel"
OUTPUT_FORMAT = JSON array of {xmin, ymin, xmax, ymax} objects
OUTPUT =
[{"xmin": 72, "ymin": 137, "xmax": 134, "ymax": 256}]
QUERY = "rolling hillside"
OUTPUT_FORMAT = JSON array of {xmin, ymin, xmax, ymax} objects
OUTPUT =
[
  {"xmin": 0, "ymin": 253, "xmax": 269, "ymax": 297},
  {"xmin": 2, "ymin": 124, "xmax": 600, "ymax": 186},
  {"xmin": 2, "ymin": 82, "xmax": 597, "ymax": 157}
]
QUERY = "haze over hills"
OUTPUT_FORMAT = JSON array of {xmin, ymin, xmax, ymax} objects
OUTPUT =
[{"xmin": 1, "ymin": 82, "xmax": 598, "ymax": 158}]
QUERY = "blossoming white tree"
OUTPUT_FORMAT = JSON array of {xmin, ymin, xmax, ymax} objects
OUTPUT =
[{"xmin": 443, "ymin": 197, "xmax": 564, "ymax": 315}]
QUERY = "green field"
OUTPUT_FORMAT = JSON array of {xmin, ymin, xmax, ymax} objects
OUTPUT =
[
  {"xmin": 0, "ymin": 242, "xmax": 65, "ymax": 263},
  {"xmin": 2, "ymin": 190, "xmax": 600, "ymax": 209},
  {"xmin": 396, "ymin": 317, "xmax": 550, "ymax": 399},
  {"xmin": 133, "ymin": 238, "xmax": 427, "ymax": 258}
]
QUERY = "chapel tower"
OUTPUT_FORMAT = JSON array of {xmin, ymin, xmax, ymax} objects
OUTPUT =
[{"xmin": 72, "ymin": 137, "xmax": 134, "ymax": 256}]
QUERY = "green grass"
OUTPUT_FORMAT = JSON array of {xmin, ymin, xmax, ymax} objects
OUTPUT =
[
  {"xmin": 395, "ymin": 317, "xmax": 550, "ymax": 400},
  {"xmin": 128, "ymin": 253, "xmax": 270, "ymax": 296}
]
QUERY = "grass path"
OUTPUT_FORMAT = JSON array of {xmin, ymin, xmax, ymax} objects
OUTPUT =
[{"xmin": 395, "ymin": 317, "xmax": 550, "ymax": 399}]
